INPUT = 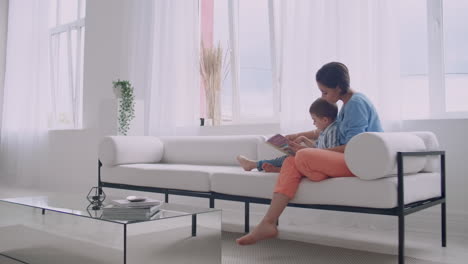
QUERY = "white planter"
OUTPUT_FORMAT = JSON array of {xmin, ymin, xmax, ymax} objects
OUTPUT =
[
  {"xmin": 204, "ymin": 118, "xmax": 213, "ymax": 126},
  {"xmin": 205, "ymin": 90, "xmax": 221, "ymax": 126}
]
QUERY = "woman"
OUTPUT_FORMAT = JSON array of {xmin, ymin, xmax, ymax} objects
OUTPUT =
[{"xmin": 236, "ymin": 62, "xmax": 383, "ymax": 245}]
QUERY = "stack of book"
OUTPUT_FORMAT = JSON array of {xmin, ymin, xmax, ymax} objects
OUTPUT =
[{"xmin": 102, "ymin": 198, "xmax": 163, "ymax": 221}]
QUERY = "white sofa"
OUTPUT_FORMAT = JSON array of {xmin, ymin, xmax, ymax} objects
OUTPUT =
[{"xmin": 98, "ymin": 132, "xmax": 446, "ymax": 264}]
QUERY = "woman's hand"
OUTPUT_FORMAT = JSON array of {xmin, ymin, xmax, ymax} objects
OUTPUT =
[
  {"xmin": 285, "ymin": 133, "xmax": 299, "ymax": 141},
  {"xmin": 294, "ymin": 136, "xmax": 316, "ymax": 148},
  {"xmin": 287, "ymin": 140, "xmax": 307, "ymax": 154}
]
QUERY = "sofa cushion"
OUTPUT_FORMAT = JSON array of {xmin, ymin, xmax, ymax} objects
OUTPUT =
[
  {"xmin": 211, "ymin": 170, "xmax": 279, "ymax": 199},
  {"xmin": 293, "ymin": 172, "xmax": 440, "ymax": 208},
  {"xmin": 160, "ymin": 136, "xmax": 263, "ymax": 166},
  {"xmin": 101, "ymin": 164, "xmax": 211, "ymax": 192},
  {"xmin": 211, "ymin": 171, "xmax": 441, "ymax": 208},
  {"xmin": 345, "ymin": 132, "xmax": 427, "ymax": 180},
  {"xmin": 99, "ymin": 136, "xmax": 164, "ymax": 166}
]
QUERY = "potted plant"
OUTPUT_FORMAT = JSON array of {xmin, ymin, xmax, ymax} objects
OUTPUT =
[
  {"xmin": 112, "ymin": 79, "xmax": 135, "ymax": 135},
  {"xmin": 200, "ymin": 42, "xmax": 230, "ymax": 126}
]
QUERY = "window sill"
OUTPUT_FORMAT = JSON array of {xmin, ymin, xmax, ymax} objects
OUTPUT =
[
  {"xmin": 199, "ymin": 122, "xmax": 280, "ymax": 136},
  {"xmin": 402, "ymin": 112, "xmax": 468, "ymax": 122},
  {"xmin": 48, "ymin": 127, "xmax": 85, "ymax": 131},
  {"xmin": 48, "ymin": 128, "xmax": 87, "ymax": 135}
]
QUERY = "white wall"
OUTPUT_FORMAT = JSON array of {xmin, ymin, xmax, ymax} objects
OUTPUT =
[
  {"xmin": 12, "ymin": 0, "xmax": 468, "ymax": 236},
  {"xmin": 401, "ymin": 119, "xmax": 468, "ymax": 215},
  {"xmin": 41, "ymin": 0, "xmax": 130, "ymax": 194},
  {"xmin": 82, "ymin": 0, "xmax": 128, "ymax": 133}
]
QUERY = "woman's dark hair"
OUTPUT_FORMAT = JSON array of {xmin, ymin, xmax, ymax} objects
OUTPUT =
[
  {"xmin": 315, "ymin": 62, "xmax": 350, "ymax": 95},
  {"xmin": 309, "ymin": 98, "xmax": 338, "ymax": 121}
]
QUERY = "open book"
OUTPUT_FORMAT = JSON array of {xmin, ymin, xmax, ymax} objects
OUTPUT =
[{"xmin": 266, "ymin": 134, "xmax": 296, "ymax": 156}]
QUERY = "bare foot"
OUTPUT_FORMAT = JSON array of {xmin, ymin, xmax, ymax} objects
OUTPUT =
[
  {"xmin": 262, "ymin": 163, "xmax": 281, "ymax": 173},
  {"xmin": 236, "ymin": 155, "xmax": 257, "ymax": 171},
  {"xmin": 236, "ymin": 221, "xmax": 278, "ymax": 245}
]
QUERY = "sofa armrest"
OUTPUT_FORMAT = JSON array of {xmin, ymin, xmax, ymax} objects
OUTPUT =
[
  {"xmin": 396, "ymin": 150, "xmax": 446, "ymax": 209},
  {"xmin": 98, "ymin": 136, "xmax": 164, "ymax": 166}
]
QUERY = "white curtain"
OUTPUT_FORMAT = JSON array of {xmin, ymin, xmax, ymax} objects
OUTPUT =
[
  {"xmin": 0, "ymin": 0, "xmax": 50, "ymax": 187},
  {"xmin": 127, "ymin": 0, "xmax": 200, "ymax": 136},
  {"xmin": 0, "ymin": 0, "xmax": 7, "ymax": 133},
  {"xmin": 276, "ymin": 0, "xmax": 402, "ymax": 133}
]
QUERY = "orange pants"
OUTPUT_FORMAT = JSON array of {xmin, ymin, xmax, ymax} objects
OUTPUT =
[{"xmin": 274, "ymin": 148, "xmax": 355, "ymax": 199}]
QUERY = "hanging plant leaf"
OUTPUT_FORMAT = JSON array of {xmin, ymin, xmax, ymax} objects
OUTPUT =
[{"xmin": 112, "ymin": 79, "xmax": 135, "ymax": 136}]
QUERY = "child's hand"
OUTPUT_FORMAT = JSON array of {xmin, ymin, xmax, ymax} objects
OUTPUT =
[
  {"xmin": 294, "ymin": 136, "xmax": 316, "ymax": 148},
  {"xmin": 287, "ymin": 140, "xmax": 307, "ymax": 154}
]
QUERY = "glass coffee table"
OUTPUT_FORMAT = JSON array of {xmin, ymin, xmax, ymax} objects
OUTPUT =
[{"xmin": 0, "ymin": 195, "xmax": 221, "ymax": 264}]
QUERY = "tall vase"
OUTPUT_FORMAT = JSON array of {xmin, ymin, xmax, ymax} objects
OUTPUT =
[
  {"xmin": 205, "ymin": 87, "xmax": 221, "ymax": 126},
  {"xmin": 213, "ymin": 90, "xmax": 221, "ymax": 126},
  {"xmin": 206, "ymin": 89, "xmax": 214, "ymax": 123}
]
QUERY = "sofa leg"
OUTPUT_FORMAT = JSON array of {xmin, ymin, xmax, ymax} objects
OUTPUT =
[
  {"xmin": 165, "ymin": 193, "xmax": 169, "ymax": 203},
  {"xmin": 192, "ymin": 214, "xmax": 197, "ymax": 237},
  {"xmin": 209, "ymin": 197, "xmax": 215, "ymax": 208},
  {"xmin": 244, "ymin": 202, "xmax": 250, "ymax": 233},
  {"xmin": 398, "ymin": 214, "xmax": 405, "ymax": 264},
  {"xmin": 442, "ymin": 202, "xmax": 447, "ymax": 247}
]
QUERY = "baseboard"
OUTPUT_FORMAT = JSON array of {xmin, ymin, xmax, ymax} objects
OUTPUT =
[{"xmin": 406, "ymin": 208, "xmax": 468, "ymax": 237}]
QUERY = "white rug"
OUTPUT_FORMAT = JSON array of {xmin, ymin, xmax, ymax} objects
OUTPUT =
[
  {"xmin": 0, "ymin": 225, "xmax": 445, "ymax": 264},
  {"xmin": 222, "ymin": 232, "xmax": 444, "ymax": 264}
]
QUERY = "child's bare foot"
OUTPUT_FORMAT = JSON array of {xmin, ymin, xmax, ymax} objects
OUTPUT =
[
  {"xmin": 236, "ymin": 220, "xmax": 278, "ymax": 245},
  {"xmin": 262, "ymin": 163, "xmax": 281, "ymax": 173},
  {"xmin": 236, "ymin": 155, "xmax": 257, "ymax": 171}
]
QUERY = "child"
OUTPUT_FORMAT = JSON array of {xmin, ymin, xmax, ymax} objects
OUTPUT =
[{"xmin": 237, "ymin": 98, "xmax": 339, "ymax": 172}]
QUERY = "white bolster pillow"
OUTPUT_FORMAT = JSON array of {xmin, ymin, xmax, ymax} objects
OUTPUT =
[
  {"xmin": 410, "ymin": 131, "xmax": 440, "ymax": 172},
  {"xmin": 98, "ymin": 136, "xmax": 164, "ymax": 166},
  {"xmin": 344, "ymin": 132, "xmax": 427, "ymax": 180}
]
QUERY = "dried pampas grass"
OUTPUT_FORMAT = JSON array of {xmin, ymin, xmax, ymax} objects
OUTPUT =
[{"xmin": 200, "ymin": 42, "xmax": 230, "ymax": 125}]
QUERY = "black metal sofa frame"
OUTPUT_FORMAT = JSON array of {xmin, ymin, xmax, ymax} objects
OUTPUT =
[{"xmin": 98, "ymin": 151, "xmax": 446, "ymax": 264}]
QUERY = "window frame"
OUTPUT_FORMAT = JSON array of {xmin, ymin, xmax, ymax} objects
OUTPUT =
[
  {"xmin": 223, "ymin": 0, "xmax": 280, "ymax": 125},
  {"xmin": 49, "ymin": 0, "xmax": 86, "ymax": 129},
  {"xmin": 427, "ymin": 0, "xmax": 468, "ymax": 119},
  {"xmin": 209, "ymin": 0, "xmax": 468, "ymax": 124}
]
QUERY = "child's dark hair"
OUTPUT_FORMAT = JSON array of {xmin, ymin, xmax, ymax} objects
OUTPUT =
[
  {"xmin": 309, "ymin": 98, "xmax": 338, "ymax": 121},
  {"xmin": 315, "ymin": 62, "xmax": 350, "ymax": 95}
]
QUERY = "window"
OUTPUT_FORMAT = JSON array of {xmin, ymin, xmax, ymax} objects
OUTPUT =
[
  {"xmin": 207, "ymin": 0, "xmax": 277, "ymax": 124},
  {"xmin": 400, "ymin": 0, "xmax": 468, "ymax": 119},
  {"xmin": 49, "ymin": 0, "xmax": 86, "ymax": 129},
  {"xmin": 399, "ymin": 0, "xmax": 430, "ymax": 119},
  {"xmin": 443, "ymin": 0, "xmax": 468, "ymax": 113},
  {"xmin": 205, "ymin": 0, "xmax": 467, "ymax": 123}
]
